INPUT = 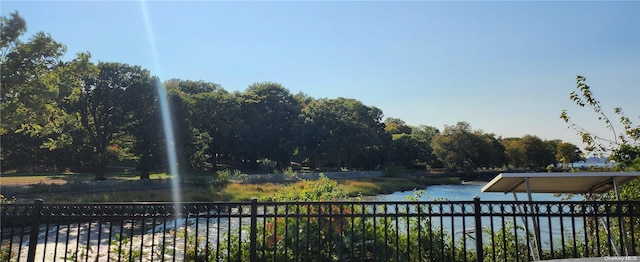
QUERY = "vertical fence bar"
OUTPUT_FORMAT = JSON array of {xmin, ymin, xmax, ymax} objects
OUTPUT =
[
  {"xmin": 26, "ymin": 199, "xmax": 43, "ymax": 262},
  {"xmin": 249, "ymin": 198, "xmax": 258, "ymax": 262},
  {"xmin": 2, "ymin": 199, "xmax": 638, "ymax": 261},
  {"xmin": 473, "ymin": 196, "xmax": 484, "ymax": 262}
]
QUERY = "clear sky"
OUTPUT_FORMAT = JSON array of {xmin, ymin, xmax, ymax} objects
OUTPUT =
[{"xmin": 2, "ymin": 1, "xmax": 639, "ymax": 151}]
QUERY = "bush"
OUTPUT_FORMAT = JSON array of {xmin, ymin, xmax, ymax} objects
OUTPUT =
[
  {"xmin": 0, "ymin": 241, "xmax": 12, "ymax": 261},
  {"xmin": 228, "ymin": 169, "xmax": 248, "ymax": 183},
  {"xmin": 217, "ymin": 175, "xmax": 461, "ymax": 261},
  {"xmin": 383, "ymin": 163, "xmax": 406, "ymax": 177},
  {"xmin": 264, "ymin": 174, "xmax": 345, "ymax": 202},
  {"xmin": 259, "ymin": 158, "xmax": 277, "ymax": 173},
  {"xmin": 282, "ymin": 166, "xmax": 300, "ymax": 181},
  {"xmin": 212, "ymin": 169, "xmax": 237, "ymax": 188}
]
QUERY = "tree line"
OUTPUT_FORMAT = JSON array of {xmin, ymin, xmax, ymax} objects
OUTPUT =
[{"xmin": 1, "ymin": 12, "xmax": 585, "ymax": 179}]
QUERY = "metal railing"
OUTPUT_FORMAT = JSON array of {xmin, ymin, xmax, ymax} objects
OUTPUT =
[{"xmin": 1, "ymin": 198, "xmax": 639, "ymax": 261}]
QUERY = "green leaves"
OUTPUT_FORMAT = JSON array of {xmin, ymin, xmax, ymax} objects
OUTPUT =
[
  {"xmin": 561, "ymin": 75, "xmax": 640, "ymax": 170},
  {"xmin": 0, "ymin": 11, "xmax": 26, "ymax": 51},
  {"xmin": 555, "ymin": 142, "xmax": 583, "ymax": 170},
  {"xmin": 295, "ymin": 97, "xmax": 388, "ymax": 170},
  {"xmin": 564, "ymin": 75, "xmax": 630, "ymax": 154},
  {"xmin": 560, "ymin": 75, "xmax": 639, "ymax": 201},
  {"xmin": 430, "ymin": 122, "xmax": 508, "ymax": 171},
  {"xmin": 0, "ymin": 12, "xmax": 83, "ymax": 169}
]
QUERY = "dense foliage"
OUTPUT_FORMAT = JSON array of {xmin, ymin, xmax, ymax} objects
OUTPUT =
[
  {"xmin": 216, "ymin": 176, "xmax": 463, "ymax": 261},
  {"xmin": 0, "ymin": 12, "xmax": 608, "ymax": 179}
]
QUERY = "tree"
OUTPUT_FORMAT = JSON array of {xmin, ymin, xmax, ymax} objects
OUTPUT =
[
  {"xmin": 1, "ymin": 12, "xmax": 72, "ymax": 170},
  {"xmin": 238, "ymin": 82, "xmax": 300, "ymax": 169},
  {"xmin": 73, "ymin": 62, "xmax": 151, "ymax": 180},
  {"xmin": 412, "ymin": 125, "xmax": 443, "ymax": 168},
  {"xmin": 519, "ymin": 135, "xmax": 556, "ymax": 170},
  {"xmin": 162, "ymin": 80, "xmax": 198, "ymax": 172},
  {"xmin": 556, "ymin": 142, "xmax": 583, "ymax": 171},
  {"xmin": 501, "ymin": 137, "xmax": 527, "ymax": 169},
  {"xmin": 1, "ymin": 34, "xmax": 66, "ymax": 136},
  {"xmin": 386, "ymin": 134, "xmax": 429, "ymax": 169},
  {"xmin": 164, "ymin": 79, "xmax": 221, "ymax": 96},
  {"xmin": 386, "ymin": 125, "xmax": 439, "ymax": 169},
  {"xmin": 191, "ymin": 88, "xmax": 242, "ymax": 170},
  {"xmin": 384, "ymin": 117, "xmax": 411, "ymax": 135},
  {"xmin": 124, "ymin": 75, "xmax": 162, "ymax": 179},
  {"xmin": 54, "ymin": 52, "xmax": 100, "ymax": 170},
  {"xmin": 561, "ymin": 75, "xmax": 639, "ymax": 200},
  {"xmin": 431, "ymin": 122, "xmax": 508, "ymax": 171},
  {"xmin": 544, "ymin": 139, "xmax": 562, "ymax": 165},
  {"xmin": 430, "ymin": 122, "xmax": 479, "ymax": 171},
  {"xmin": 0, "ymin": 12, "xmax": 26, "ymax": 53},
  {"xmin": 561, "ymin": 75, "xmax": 640, "ymax": 165},
  {"xmin": 475, "ymin": 133, "xmax": 508, "ymax": 169},
  {"xmin": 295, "ymin": 97, "xmax": 388, "ymax": 170}
]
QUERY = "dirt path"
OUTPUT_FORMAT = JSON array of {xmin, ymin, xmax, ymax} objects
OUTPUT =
[{"xmin": 0, "ymin": 176, "xmax": 68, "ymax": 186}]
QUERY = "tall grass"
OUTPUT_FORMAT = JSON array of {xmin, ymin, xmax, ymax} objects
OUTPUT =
[
  {"xmin": 340, "ymin": 177, "xmax": 461, "ymax": 197},
  {"xmin": 5, "ymin": 175, "xmax": 461, "ymax": 203}
]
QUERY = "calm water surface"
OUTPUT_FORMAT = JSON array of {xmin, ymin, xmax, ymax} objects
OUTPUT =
[
  {"xmin": 371, "ymin": 183, "xmax": 582, "ymax": 201},
  {"xmin": 370, "ymin": 183, "xmax": 586, "ymax": 249}
]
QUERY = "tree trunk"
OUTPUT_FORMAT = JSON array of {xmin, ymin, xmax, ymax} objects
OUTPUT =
[
  {"xmin": 210, "ymin": 157, "xmax": 218, "ymax": 172},
  {"xmin": 140, "ymin": 168, "xmax": 150, "ymax": 179},
  {"xmin": 95, "ymin": 168, "xmax": 106, "ymax": 180}
]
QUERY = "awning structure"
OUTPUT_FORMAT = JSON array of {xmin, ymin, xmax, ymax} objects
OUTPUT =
[
  {"xmin": 481, "ymin": 172, "xmax": 640, "ymax": 194},
  {"xmin": 481, "ymin": 172, "xmax": 640, "ymax": 260}
]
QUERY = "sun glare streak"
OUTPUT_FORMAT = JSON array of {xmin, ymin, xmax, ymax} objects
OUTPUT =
[{"xmin": 139, "ymin": 1, "xmax": 182, "ymax": 211}]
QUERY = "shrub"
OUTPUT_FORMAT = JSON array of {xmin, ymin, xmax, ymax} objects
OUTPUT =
[
  {"xmin": 383, "ymin": 163, "xmax": 406, "ymax": 177},
  {"xmin": 229, "ymin": 170, "xmax": 248, "ymax": 183},
  {"xmin": 482, "ymin": 222, "xmax": 533, "ymax": 262},
  {"xmin": 217, "ymin": 175, "xmax": 461, "ymax": 261},
  {"xmin": 282, "ymin": 166, "xmax": 300, "ymax": 181},
  {"xmin": 212, "ymin": 169, "xmax": 236, "ymax": 188},
  {"xmin": 0, "ymin": 241, "xmax": 13, "ymax": 261},
  {"xmin": 258, "ymin": 158, "xmax": 277, "ymax": 173}
]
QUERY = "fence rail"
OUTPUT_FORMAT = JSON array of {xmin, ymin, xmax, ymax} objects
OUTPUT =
[{"xmin": 1, "ymin": 198, "xmax": 639, "ymax": 261}]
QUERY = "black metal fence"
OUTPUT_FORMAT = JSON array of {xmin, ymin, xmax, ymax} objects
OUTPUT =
[{"xmin": 1, "ymin": 198, "xmax": 639, "ymax": 261}]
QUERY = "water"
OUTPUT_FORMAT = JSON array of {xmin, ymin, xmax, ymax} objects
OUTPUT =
[
  {"xmin": 369, "ymin": 183, "xmax": 586, "ymax": 252},
  {"xmin": 369, "ymin": 183, "xmax": 580, "ymax": 202},
  {"xmin": 21, "ymin": 185, "xmax": 591, "ymax": 260}
]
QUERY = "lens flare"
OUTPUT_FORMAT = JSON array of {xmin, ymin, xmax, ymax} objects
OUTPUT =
[{"xmin": 139, "ymin": 1, "xmax": 182, "ymax": 213}]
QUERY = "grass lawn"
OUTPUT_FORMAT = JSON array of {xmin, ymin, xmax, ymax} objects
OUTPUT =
[{"xmin": 0, "ymin": 172, "xmax": 171, "ymax": 186}]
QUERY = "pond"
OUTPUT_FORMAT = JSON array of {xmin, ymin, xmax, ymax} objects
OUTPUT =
[
  {"xmin": 369, "ymin": 182, "xmax": 582, "ymax": 201},
  {"xmin": 367, "ymin": 182, "xmax": 587, "ymax": 249}
]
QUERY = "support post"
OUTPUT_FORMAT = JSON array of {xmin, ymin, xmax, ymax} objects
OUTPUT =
[
  {"xmin": 473, "ymin": 196, "xmax": 484, "ymax": 262},
  {"xmin": 612, "ymin": 177, "xmax": 630, "ymax": 256},
  {"xmin": 513, "ymin": 192, "xmax": 538, "ymax": 261},
  {"xmin": 27, "ymin": 199, "xmax": 44, "ymax": 262},
  {"xmin": 249, "ymin": 198, "xmax": 258, "ymax": 262},
  {"xmin": 525, "ymin": 177, "xmax": 542, "ymax": 261}
]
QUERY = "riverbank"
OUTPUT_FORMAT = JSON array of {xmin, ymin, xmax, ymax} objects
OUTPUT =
[{"xmin": 1, "ymin": 175, "xmax": 461, "ymax": 203}]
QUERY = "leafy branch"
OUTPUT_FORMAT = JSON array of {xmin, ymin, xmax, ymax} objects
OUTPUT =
[{"xmin": 560, "ymin": 75, "xmax": 639, "ymax": 156}]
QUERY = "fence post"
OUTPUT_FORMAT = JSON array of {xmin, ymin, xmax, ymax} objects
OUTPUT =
[
  {"xmin": 473, "ymin": 196, "xmax": 483, "ymax": 262},
  {"xmin": 249, "ymin": 198, "xmax": 258, "ymax": 262},
  {"xmin": 26, "ymin": 199, "xmax": 44, "ymax": 262}
]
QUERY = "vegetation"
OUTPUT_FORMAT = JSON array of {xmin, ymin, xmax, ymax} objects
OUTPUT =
[
  {"xmin": 188, "ymin": 174, "xmax": 622, "ymax": 261},
  {"xmin": 0, "ymin": 172, "xmax": 460, "ymax": 203},
  {"xmin": 2, "ymin": 12, "xmax": 586, "ymax": 181},
  {"xmin": 560, "ymin": 75, "xmax": 640, "ymax": 257},
  {"xmin": 217, "ymin": 175, "xmax": 464, "ymax": 261},
  {"xmin": 2, "ymin": 10, "xmax": 638, "ymax": 262},
  {"xmin": 561, "ymin": 75, "xmax": 640, "ymax": 199}
]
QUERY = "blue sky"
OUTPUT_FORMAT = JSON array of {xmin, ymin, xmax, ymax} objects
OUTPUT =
[{"xmin": 3, "ymin": 1, "xmax": 639, "ymax": 151}]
